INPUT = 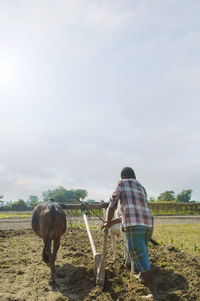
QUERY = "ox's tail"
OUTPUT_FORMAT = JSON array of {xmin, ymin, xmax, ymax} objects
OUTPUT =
[{"xmin": 42, "ymin": 203, "xmax": 56, "ymax": 264}]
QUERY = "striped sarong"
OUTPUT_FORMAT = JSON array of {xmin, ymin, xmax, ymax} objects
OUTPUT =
[{"xmin": 126, "ymin": 225, "xmax": 153, "ymax": 272}]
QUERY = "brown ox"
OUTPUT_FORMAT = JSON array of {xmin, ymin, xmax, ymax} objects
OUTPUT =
[{"xmin": 31, "ymin": 201, "xmax": 66, "ymax": 281}]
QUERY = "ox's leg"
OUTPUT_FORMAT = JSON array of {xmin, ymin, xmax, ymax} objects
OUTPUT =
[
  {"xmin": 122, "ymin": 232, "xmax": 129, "ymax": 263},
  {"xmin": 44, "ymin": 239, "xmax": 55, "ymax": 281},
  {"xmin": 123, "ymin": 233, "xmax": 137, "ymax": 275},
  {"xmin": 43, "ymin": 239, "xmax": 50, "ymax": 264},
  {"xmin": 42, "ymin": 245, "xmax": 49, "ymax": 264},
  {"xmin": 124, "ymin": 242, "xmax": 136, "ymax": 275},
  {"xmin": 53, "ymin": 238, "xmax": 60, "ymax": 263},
  {"xmin": 110, "ymin": 231, "xmax": 117, "ymax": 260},
  {"xmin": 48, "ymin": 238, "xmax": 61, "ymax": 282},
  {"xmin": 122, "ymin": 231, "xmax": 131, "ymax": 266}
]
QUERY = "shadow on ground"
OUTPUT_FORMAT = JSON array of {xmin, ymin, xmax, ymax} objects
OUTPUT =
[{"xmin": 51, "ymin": 263, "xmax": 95, "ymax": 301}]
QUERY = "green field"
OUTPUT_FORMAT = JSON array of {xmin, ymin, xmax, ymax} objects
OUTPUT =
[
  {"xmin": 149, "ymin": 202, "xmax": 200, "ymax": 215},
  {"xmin": 0, "ymin": 211, "xmax": 32, "ymax": 218},
  {"xmin": 153, "ymin": 223, "xmax": 200, "ymax": 257}
]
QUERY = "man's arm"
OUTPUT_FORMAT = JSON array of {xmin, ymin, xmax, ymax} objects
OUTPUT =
[
  {"xmin": 101, "ymin": 208, "xmax": 122, "ymax": 229},
  {"xmin": 109, "ymin": 217, "xmax": 122, "ymax": 227},
  {"xmin": 106, "ymin": 207, "xmax": 115, "ymax": 228},
  {"xmin": 102, "ymin": 181, "xmax": 122, "ymax": 229},
  {"xmin": 101, "ymin": 207, "xmax": 115, "ymax": 229}
]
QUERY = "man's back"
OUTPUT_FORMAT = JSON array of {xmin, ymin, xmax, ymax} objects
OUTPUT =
[{"xmin": 110, "ymin": 178, "xmax": 153, "ymax": 229}]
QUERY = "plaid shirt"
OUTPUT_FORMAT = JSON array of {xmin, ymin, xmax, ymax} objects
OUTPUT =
[{"xmin": 109, "ymin": 179, "xmax": 153, "ymax": 229}]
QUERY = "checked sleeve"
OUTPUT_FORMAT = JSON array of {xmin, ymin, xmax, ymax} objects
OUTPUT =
[{"xmin": 109, "ymin": 181, "xmax": 122, "ymax": 210}]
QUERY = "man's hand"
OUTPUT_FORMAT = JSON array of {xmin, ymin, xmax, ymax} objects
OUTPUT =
[
  {"xmin": 101, "ymin": 207, "xmax": 116, "ymax": 230},
  {"xmin": 101, "ymin": 221, "xmax": 112, "ymax": 230}
]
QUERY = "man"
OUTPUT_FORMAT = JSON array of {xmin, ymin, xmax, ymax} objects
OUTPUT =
[{"xmin": 103, "ymin": 167, "xmax": 158, "ymax": 299}]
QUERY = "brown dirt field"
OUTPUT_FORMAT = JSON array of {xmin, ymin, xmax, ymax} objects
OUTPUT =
[{"xmin": 0, "ymin": 228, "xmax": 200, "ymax": 301}]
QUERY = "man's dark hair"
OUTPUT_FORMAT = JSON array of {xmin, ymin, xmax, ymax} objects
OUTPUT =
[{"xmin": 121, "ymin": 167, "xmax": 136, "ymax": 179}]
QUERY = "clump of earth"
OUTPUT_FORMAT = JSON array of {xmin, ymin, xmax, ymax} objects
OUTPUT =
[{"xmin": 0, "ymin": 229, "xmax": 200, "ymax": 300}]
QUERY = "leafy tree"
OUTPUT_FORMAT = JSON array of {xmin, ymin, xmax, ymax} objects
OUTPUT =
[
  {"xmin": 26, "ymin": 196, "xmax": 39, "ymax": 206},
  {"xmin": 176, "ymin": 189, "xmax": 192, "ymax": 203},
  {"xmin": 43, "ymin": 187, "xmax": 70, "ymax": 203},
  {"xmin": 30, "ymin": 200, "xmax": 40, "ymax": 209},
  {"xmin": 11, "ymin": 199, "xmax": 29, "ymax": 211},
  {"xmin": 43, "ymin": 186, "xmax": 88, "ymax": 203},
  {"xmin": 27, "ymin": 195, "xmax": 38, "ymax": 202},
  {"xmin": 73, "ymin": 189, "xmax": 88, "ymax": 200},
  {"xmin": 157, "ymin": 190, "xmax": 175, "ymax": 202}
]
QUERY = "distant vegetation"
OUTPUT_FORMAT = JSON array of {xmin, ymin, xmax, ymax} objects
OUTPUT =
[
  {"xmin": 0, "ymin": 187, "xmax": 199, "ymax": 215},
  {"xmin": 0, "ymin": 199, "xmax": 30, "ymax": 211},
  {"xmin": 0, "ymin": 186, "xmax": 88, "ymax": 211},
  {"xmin": 149, "ymin": 202, "xmax": 200, "ymax": 216},
  {"xmin": 42, "ymin": 186, "xmax": 88, "ymax": 203},
  {"xmin": 149, "ymin": 189, "xmax": 193, "ymax": 203},
  {"xmin": 149, "ymin": 189, "xmax": 200, "ymax": 215}
]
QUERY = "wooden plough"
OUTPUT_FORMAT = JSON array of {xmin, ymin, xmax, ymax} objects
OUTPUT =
[
  {"xmin": 61, "ymin": 201, "xmax": 109, "ymax": 288},
  {"xmin": 60, "ymin": 200, "xmax": 159, "ymax": 288}
]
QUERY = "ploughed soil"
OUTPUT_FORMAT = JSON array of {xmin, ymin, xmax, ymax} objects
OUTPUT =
[{"xmin": 0, "ymin": 228, "xmax": 200, "ymax": 301}]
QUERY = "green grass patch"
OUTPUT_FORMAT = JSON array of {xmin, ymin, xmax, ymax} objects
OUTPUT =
[
  {"xmin": 0, "ymin": 212, "xmax": 31, "ymax": 218},
  {"xmin": 67, "ymin": 220, "xmax": 99, "ymax": 230},
  {"xmin": 153, "ymin": 224, "xmax": 200, "ymax": 256}
]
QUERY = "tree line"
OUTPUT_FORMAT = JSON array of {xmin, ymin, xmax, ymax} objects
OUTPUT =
[
  {"xmin": 0, "ymin": 187, "xmax": 88, "ymax": 211},
  {"xmin": 0, "ymin": 187, "xmax": 197, "ymax": 211},
  {"xmin": 149, "ymin": 189, "xmax": 193, "ymax": 203}
]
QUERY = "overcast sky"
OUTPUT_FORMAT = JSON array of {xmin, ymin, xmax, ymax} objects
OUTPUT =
[{"xmin": 0, "ymin": 0, "xmax": 200, "ymax": 202}]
